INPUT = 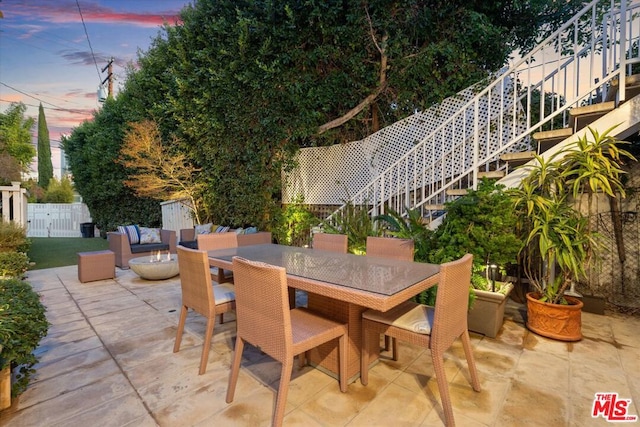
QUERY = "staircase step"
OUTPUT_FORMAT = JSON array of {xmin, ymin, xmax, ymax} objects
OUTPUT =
[
  {"xmin": 422, "ymin": 204, "xmax": 446, "ymax": 211},
  {"xmin": 532, "ymin": 127, "xmax": 573, "ymax": 154},
  {"xmin": 446, "ymin": 189, "xmax": 469, "ymax": 196},
  {"xmin": 478, "ymin": 170, "xmax": 505, "ymax": 179},
  {"xmin": 570, "ymin": 101, "xmax": 615, "ymax": 131},
  {"xmin": 605, "ymin": 74, "xmax": 640, "ymax": 102},
  {"xmin": 500, "ymin": 151, "xmax": 536, "ymax": 167}
]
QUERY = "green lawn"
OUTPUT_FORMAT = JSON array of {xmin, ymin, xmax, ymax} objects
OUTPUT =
[{"xmin": 28, "ymin": 237, "xmax": 109, "ymax": 270}]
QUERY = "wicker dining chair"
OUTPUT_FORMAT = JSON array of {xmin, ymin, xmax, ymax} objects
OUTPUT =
[
  {"xmin": 196, "ymin": 232, "xmax": 238, "ymax": 284},
  {"xmin": 303, "ymin": 233, "xmax": 349, "ymax": 309},
  {"xmin": 366, "ymin": 236, "xmax": 415, "ymax": 352},
  {"xmin": 174, "ymin": 246, "xmax": 235, "ymax": 375},
  {"xmin": 360, "ymin": 254, "xmax": 481, "ymax": 426},
  {"xmin": 312, "ymin": 233, "xmax": 348, "ymax": 253},
  {"xmin": 226, "ymin": 256, "xmax": 348, "ymax": 427},
  {"xmin": 366, "ymin": 235, "xmax": 414, "ymax": 261}
]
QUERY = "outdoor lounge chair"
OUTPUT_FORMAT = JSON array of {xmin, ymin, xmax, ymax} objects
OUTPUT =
[
  {"xmin": 360, "ymin": 253, "xmax": 481, "ymax": 426},
  {"xmin": 174, "ymin": 246, "xmax": 235, "ymax": 375},
  {"xmin": 226, "ymin": 256, "xmax": 348, "ymax": 427}
]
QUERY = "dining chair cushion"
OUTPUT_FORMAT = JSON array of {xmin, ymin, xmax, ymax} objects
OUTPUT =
[
  {"xmin": 213, "ymin": 283, "xmax": 235, "ymax": 304},
  {"xmin": 210, "ymin": 267, "xmax": 234, "ymax": 280},
  {"xmin": 363, "ymin": 300, "xmax": 434, "ymax": 335}
]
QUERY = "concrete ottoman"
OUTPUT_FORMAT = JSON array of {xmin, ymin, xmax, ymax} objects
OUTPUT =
[{"xmin": 78, "ymin": 250, "xmax": 115, "ymax": 283}]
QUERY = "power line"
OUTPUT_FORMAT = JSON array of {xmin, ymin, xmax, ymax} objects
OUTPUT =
[
  {"xmin": 0, "ymin": 98, "xmax": 91, "ymax": 115},
  {"xmin": 0, "ymin": 84, "xmax": 93, "ymax": 114},
  {"xmin": 0, "ymin": 82, "xmax": 60, "ymax": 109},
  {"xmin": 75, "ymin": 0, "xmax": 102, "ymax": 85}
]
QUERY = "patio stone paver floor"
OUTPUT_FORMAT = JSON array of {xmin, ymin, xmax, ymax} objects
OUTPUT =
[{"xmin": 1, "ymin": 265, "xmax": 639, "ymax": 426}]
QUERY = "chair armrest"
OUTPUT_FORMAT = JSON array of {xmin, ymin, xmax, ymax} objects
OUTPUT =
[
  {"xmin": 108, "ymin": 231, "xmax": 132, "ymax": 268},
  {"xmin": 180, "ymin": 228, "xmax": 195, "ymax": 242},
  {"xmin": 161, "ymin": 229, "xmax": 177, "ymax": 253}
]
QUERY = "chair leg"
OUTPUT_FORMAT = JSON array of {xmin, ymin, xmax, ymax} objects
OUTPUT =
[
  {"xmin": 461, "ymin": 331, "xmax": 481, "ymax": 392},
  {"xmin": 173, "ymin": 306, "xmax": 188, "ymax": 353},
  {"xmin": 298, "ymin": 351, "xmax": 307, "ymax": 369},
  {"xmin": 338, "ymin": 334, "xmax": 347, "ymax": 393},
  {"xmin": 199, "ymin": 316, "xmax": 215, "ymax": 375},
  {"xmin": 384, "ymin": 335, "xmax": 391, "ymax": 351},
  {"xmin": 226, "ymin": 337, "xmax": 245, "ymax": 403},
  {"xmin": 391, "ymin": 337, "xmax": 398, "ymax": 361},
  {"xmin": 432, "ymin": 351, "xmax": 455, "ymax": 427},
  {"xmin": 360, "ymin": 323, "xmax": 370, "ymax": 386},
  {"xmin": 219, "ymin": 313, "xmax": 224, "ymax": 324},
  {"xmin": 273, "ymin": 360, "xmax": 294, "ymax": 427}
]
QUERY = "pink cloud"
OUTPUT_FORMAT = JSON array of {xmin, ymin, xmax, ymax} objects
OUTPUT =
[{"xmin": 3, "ymin": 1, "xmax": 182, "ymax": 28}]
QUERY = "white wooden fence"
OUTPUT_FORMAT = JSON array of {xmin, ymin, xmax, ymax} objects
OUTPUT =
[{"xmin": 26, "ymin": 203, "xmax": 93, "ymax": 238}]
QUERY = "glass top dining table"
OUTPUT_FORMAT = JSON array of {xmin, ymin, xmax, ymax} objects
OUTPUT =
[{"xmin": 207, "ymin": 243, "xmax": 440, "ymax": 312}]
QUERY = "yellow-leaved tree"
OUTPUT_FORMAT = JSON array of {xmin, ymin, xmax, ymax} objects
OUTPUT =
[{"xmin": 118, "ymin": 120, "xmax": 204, "ymax": 224}]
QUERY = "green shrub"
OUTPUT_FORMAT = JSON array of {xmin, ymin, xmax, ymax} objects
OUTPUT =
[
  {"xmin": 273, "ymin": 196, "xmax": 319, "ymax": 247},
  {"xmin": 0, "ymin": 221, "xmax": 30, "ymax": 253},
  {"xmin": 0, "ymin": 251, "xmax": 29, "ymax": 279},
  {"xmin": 322, "ymin": 201, "xmax": 380, "ymax": 254},
  {"xmin": 43, "ymin": 176, "xmax": 75, "ymax": 203},
  {"xmin": 0, "ymin": 278, "xmax": 49, "ymax": 397},
  {"xmin": 426, "ymin": 179, "xmax": 522, "ymax": 289}
]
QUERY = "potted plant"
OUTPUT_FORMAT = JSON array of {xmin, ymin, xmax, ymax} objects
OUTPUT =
[
  {"xmin": 424, "ymin": 179, "xmax": 522, "ymax": 338},
  {"xmin": 374, "ymin": 181, "xmax": 521, "ymax": 339},
  {"xmin": 513, "ymin": 126, "xmax": 635, "ymax": 341}
]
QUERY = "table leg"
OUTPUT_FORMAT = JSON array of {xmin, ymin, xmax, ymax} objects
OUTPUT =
[{"xmin": 306, "ymin": 294, "xmax": 379, "ymax": 382}]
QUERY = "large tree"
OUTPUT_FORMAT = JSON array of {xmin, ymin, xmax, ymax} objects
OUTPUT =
[
  {"xmin": 68, "ymin": 0, "xmax": 586, "ymax": 229},
  {"xmin": 62, "ymin": 98, "xmax": 162, "ymax": 233},
  {"xmin": 37, "ymin": 103, "xmax": 53, "ymax": 189},
  {"xmin": 0, "ymin": 103, "xmax": 35, "ymax": 184}
]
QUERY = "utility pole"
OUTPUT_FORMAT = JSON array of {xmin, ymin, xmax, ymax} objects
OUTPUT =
[{"xmin": 98, "ymin": 57, "xmax": 114, "ymax": 102}]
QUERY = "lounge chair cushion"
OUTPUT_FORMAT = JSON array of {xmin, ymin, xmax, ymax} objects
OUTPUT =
[
  {"xmin": 139, "ymin": 227, "xmax": 162, "ymax": 244},
  {"xmin": 118, "ymin": 225, "xmax": 140, "ymax": 244},
  {"xmin": 130, "ymin": 242, "xmax": 170, "ymax": 254},
  {"xmin": 195, "ymin": 223, "xmax": 214, "ymax": 235}
]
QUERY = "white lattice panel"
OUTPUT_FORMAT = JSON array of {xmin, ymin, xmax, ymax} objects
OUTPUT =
[
  {"xmin": 283, "ymin": 86, "xmax": 479, "ymax": 205},
  {"xmin": 283, "ymin": 77, "xmax": 524, "ymax": 206}
]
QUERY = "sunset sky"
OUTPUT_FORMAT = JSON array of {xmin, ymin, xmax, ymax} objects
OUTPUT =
[{"xmin": 0, "ymin": 0, "xmax": 191, "ymax": 178}]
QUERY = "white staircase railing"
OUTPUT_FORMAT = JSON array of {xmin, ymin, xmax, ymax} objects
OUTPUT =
[{"xmin": 325, "ymin": 0, "xmax": 640, "ymax": 225}]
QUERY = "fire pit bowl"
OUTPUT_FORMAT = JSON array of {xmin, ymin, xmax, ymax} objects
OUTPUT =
[{"xmin": 129, "ymin": 253, "xmax": 179, "ymax": 280}]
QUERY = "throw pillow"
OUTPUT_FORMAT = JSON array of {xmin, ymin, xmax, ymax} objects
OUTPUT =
[
  {"xmin": 117, "ymin": 225, "xmax": 140, "ymax": 244},
  {"xmin": 195, "ymin": 223, "xmax": 213, "ymax": 235},
  {"xmin": 244, "ymin": 226, "xmax": 258, "ymax": 234},
  {"xmin": 139, "ymin": 227, "xmax": 162, "ymax": 244}
]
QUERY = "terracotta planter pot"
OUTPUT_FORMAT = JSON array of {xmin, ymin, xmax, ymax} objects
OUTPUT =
[
  {"xmin": 526, "ymin": 292, "xmax": 583, "ymax": 341},
  {"xmin": 0, "ymin": 365, "xmax": 10, "ymax": 410}
]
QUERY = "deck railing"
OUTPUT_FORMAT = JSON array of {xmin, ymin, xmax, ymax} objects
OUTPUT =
[{"xmin": 325, "ymin": 0, "xmax": 640, "ymax": 225}]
